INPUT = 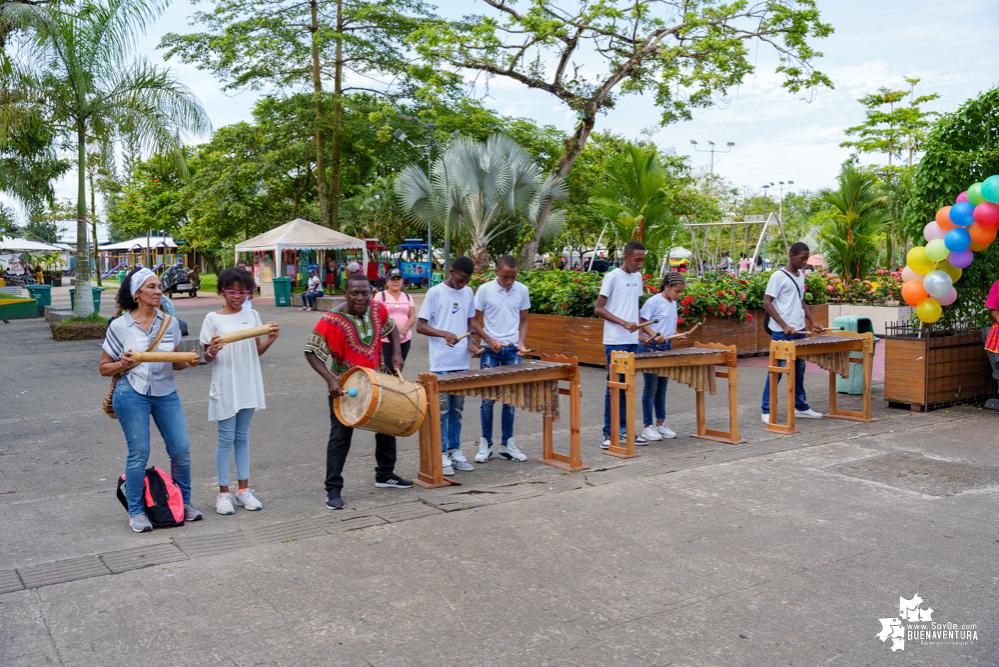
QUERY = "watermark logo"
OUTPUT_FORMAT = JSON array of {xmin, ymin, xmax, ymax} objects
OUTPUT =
[{"xmin": 876, "ymin": 592, "xmax": 978, "ymax": 653}]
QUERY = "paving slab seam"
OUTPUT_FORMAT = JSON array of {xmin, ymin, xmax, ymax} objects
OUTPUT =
[{"xmin": 0, "ymin": 408, "xmax": 965, "ymax": 596}]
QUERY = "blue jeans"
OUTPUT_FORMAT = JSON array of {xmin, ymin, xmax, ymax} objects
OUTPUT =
[
  {"xmin": 603, "ymin": 343, "xmax": 640, "ymax": 438},
  {"xmin": 216, "ymin": 408, "xmax": 254, "ymax": 486},
  {"xmin": 113, "ymin": 382, "xmax": 192, "ymax": 515},
  {"xmin": 439, "ymin": 370, "xmax": 465, "ymax": 453},
  {"xmin": 301, "ymin": 290, "xmax": 323, "ymax": 307},
  {"xmin": 641, "ymin": 340, "xmax": 670, "ymax": 426},
  {"xmin": 480, "ymin": 347, "xmax": 521, "ymax": 446},
  {"xmin": 761, "ymin": 331, "xmax": 810, "ymax": 413}
]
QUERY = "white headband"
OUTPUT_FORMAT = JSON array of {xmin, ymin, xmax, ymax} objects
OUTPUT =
[{"xmin": 129, "ymin": 268, "xmax": 156, "ymax": 298}]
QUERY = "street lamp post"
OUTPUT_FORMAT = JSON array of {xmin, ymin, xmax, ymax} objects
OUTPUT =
[
  {"xmin": 690, "ymin": 140, "xmax": 735, "ymax": 177},
  {"xmin": 761, "ymin": 185, "xmax": 770, "ymax": 268},
  {"xmin": 768, "ymin": 180, "xmax": 795, "ymax": 222}
]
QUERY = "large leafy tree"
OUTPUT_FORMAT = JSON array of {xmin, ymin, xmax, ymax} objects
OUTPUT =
[
  {"xmin": 815, "ymin": 163, "xmax": 887, "ymax": 279},
  {"xmin": 1, "ymin": 0, "xmax": 210, "ymax": 315},
  {"xmin": 161, "ymin": 0, "xmax": 435, "ymax": 229},
  {"xmin": 413, "ymin": 0, "xmax": 833, "ymax": 267}
]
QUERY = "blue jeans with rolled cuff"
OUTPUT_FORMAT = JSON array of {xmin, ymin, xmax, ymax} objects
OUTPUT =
[
  {"xmin": 439, "ymin": 370, "xmax": 465, "ymax": 454},
  {"xmin": 761, "ymin": 331, "xmax": 810, "ymax": 413},
  {"xmin": 480, "ymin": 347, "xmax": 521, "ymax": 446},
  {"xmin": 641, "ymin": 340, "xmax": 671, "ymax": 426}
]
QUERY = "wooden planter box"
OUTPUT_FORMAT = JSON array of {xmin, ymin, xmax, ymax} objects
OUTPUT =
[
  {"xmin": 883, "ymin": 328, "xmax": 992, "ymax": 410},
  {"xmin": 525, "ymin": 303, "xmax": 830, "ymax": 366}
]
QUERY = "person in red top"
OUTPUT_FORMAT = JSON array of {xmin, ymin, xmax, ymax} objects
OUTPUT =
[
  {"xmin": 985, "ymin": 279, "xmax": 999, "ymax": 353},
  {"xmin": 305, "ymin": 273, "xmax": 410, "ymax": 510}
]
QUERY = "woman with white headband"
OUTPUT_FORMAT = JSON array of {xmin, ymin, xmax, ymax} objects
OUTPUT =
[{"xmin": 99, "ymin": 267, "xmax": 202, "ymax": 534}]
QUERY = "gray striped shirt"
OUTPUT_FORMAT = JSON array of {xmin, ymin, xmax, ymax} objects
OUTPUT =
[{"xmin": 102, "ymin": 310, "xmax": 182, "ymax": 396}]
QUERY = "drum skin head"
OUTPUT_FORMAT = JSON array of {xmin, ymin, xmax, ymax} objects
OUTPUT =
[{"xmin": 339, "ymin": 369, "xmax": 373, "ymax": 425}]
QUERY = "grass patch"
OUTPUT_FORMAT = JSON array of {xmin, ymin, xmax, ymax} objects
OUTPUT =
[{"xmin": 66, "ymin": 312, "xmax": 108, "ymax": 324}]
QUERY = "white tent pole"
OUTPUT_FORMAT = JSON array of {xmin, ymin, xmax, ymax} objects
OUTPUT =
[{"xmin": 588, "ymin": 223, "xmax": 607, "ymax": 271}]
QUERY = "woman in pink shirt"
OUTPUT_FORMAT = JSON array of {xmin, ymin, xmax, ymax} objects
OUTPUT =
[
  {"xmin": 737, "ymin": 253, "xmax": 751, "ymax": 275},
  {"xmin": 374, "ymin": 268, "xmax": 417, "ymax": 362}
]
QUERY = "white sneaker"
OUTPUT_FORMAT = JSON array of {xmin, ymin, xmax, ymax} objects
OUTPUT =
[
  {"xmin": 216, "ymin": 492, "xmax": 235, "ymax": 515},
  {"xmin": 448, "ymin": 450, "xmax": 474, "ymax": 472},
  {"xmin": 656, "ymin": 424, "xmax": 677, "ymax": 439},
  {"xmin": 640, "ymin": 426, "xmax": 662, "ymax": 442},
  {"xmin": 234, "ymin": 488, "xmax": 262, "ymax": 511},
  {"xmin": 601, "ymin": 438, "xmax": 610, "ymax": 450},
  {"xmin": 795, "ymin": 408, "xmax": 823, "ymax": 419},
  {"xmin": 761, "ymin": 413, "xmax": 772, "ymax": 424},
  {"xmin": 498, "ymin": 438, "xmax": 527, "ymax": 461},
  {"xmin": 474, "ymin": 437, "xmax": 493, "ymax": 463},
  {"xmin": 442, "ymin": 453, "xmax": 455, "ymax": 476}
]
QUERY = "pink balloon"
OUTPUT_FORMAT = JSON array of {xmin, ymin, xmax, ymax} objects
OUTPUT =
[
  {"xmin": 956, "ymin": 191, "xmax": 970, "ymax": 204},
  {"xmin": 937, "ymin": 287, "xmax": 958, "ymax": 306},
  {"xmin": 949, "ymin": 248, "xmax": 974, "ymax": 268},
  {"xmin": 973, "ymin": 202, "xmax": 999, "ymax": 227},
  {"xmin": 923, "ymin": 221, "xmax": 947, "ymax": 241},
  {"xmin": 901, "ymin": 266, "xmax": 923, "ymax": 283}
]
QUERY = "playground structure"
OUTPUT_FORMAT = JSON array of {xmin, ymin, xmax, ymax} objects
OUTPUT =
[{"xmin": 394, "ymin": 238, "xmax": 433, "ymax": 288}]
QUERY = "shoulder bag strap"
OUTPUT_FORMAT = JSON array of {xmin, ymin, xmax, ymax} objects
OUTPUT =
[
  {"xmin": 779, "ymin": 269, "xmax": 803, "ymax": 298},
  {"xmin": 148, "ymin": 313, "xmax": 172, "ymax": 352}
]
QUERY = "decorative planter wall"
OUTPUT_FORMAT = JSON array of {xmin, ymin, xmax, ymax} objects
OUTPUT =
[
  {"xmin": 0, "ymin": 298, "xmax": 39, "ymax": 320},
  {"xmin": 825, "ymin": 304, "xmax": 913, "ymax": 336},
  {"xmin": 525, "ymin": 303, "xmax": 829, "ymax": 366},
  {"xmin": 883, "ymin": 325, "xmax": 992, "ymax": 410}
]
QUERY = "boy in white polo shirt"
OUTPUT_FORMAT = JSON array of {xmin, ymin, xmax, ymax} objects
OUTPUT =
[
  {"xmin": 417, "ymin": 256, "xmax": 496, "ymax": 476},
  {"xmin": 594, "ymin": 241, "xmax": 648, "ymax": 449},
  {"xmin": 473, "ymin": 255, "xmax": 531, "ymax": 463},
  {"xmin": 761, "ymin": 242, "xmax": 825, "ymax": 423}
]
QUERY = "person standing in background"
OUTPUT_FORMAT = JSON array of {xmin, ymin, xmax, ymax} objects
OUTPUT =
[
  {"xmin": 374, "ymin": 268, "xmax": 416, "ymax": 363},
  {"xmin": 737, "ymin": 253, "xmax": 751, "ymax": 275}
]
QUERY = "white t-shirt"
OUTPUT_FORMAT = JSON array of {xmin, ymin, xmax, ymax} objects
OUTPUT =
[
  {"xmin": 598, "ymin": 268, "xmax": 643, "ymax": 345},
  {"xmin": 639, "ymin": 294, "xmax": 678, "ymax": 338},
  {"xmin": 241, "ymin": 298, "xmax": 253, "ymax": 311},
  {"xmin": 765, "ymin": 269, "xmax": 806, "ymax": 333},
  {"xmin": 307, "ymin": 275, "xmax": 323, "ymax": 293},
  {"xmin": 199, "ymin": 310, "xmax": 267, "ymax": 422},
  {"xmin": 474, "ymin": 279, "xmax": 531, "ymax": 344},
  {"xmin": 418, "ymin": 282, "xmax": 475, "ymax": 372}
]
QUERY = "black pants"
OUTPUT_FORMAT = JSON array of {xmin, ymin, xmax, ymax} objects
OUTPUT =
[
  {"xmin": 326, "ymin": 396, "xmax": 397, "ymax": 490},
  {"xmin": 381, "ymin": 339, "xmax": 411, "ymax": 369}
]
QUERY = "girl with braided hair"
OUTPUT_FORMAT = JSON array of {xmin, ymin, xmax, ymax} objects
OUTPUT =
[{"xmin": 637, "ymin": 271, "xmax": 689, "ymax": 442}]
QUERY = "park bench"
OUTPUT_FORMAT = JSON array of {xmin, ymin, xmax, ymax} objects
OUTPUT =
[{"xmin": 0, "ymin": 286, "xmax": 24, "ymax": 297}]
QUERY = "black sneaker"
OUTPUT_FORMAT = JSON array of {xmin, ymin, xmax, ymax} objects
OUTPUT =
[
  {"xmin": 375, "ymin": 474, "xmax": 413, "ymax": 489},
  {"xmin": 325, "ymin": 489, "xmax": 345, "ymax": 510}
]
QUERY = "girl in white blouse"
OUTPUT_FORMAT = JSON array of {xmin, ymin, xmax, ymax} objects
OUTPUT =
[{"xmin": 200, "ymin": 268, "xmax": 280, "ymax": 515}]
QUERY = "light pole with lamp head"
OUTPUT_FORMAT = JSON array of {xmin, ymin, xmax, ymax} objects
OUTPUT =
[
  {"xmin": 690, "ymin": 140, "xmax": 735, "ymax": 177},
  {"xmin": 769, "ymin": 180, "xmax": 795, "ymax": 222},
  {"xmin": 761, "ymin": 184, "xmax": 770, "ymax": 269}
]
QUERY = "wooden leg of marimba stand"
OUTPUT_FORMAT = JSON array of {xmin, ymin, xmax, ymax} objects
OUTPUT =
[
  {"xmin": 414, "ymin": 377, "xmax": 459, "ymax": 488},
  {"xmin": 537, "ymin": 381, "xmax": 589, "ymax": 471},
  {"xmin": 862, "ymin": 344, "xmax": 877, "ymax": 422},
  {"xmin": 764, "ymin": 352, "xmax": 798, "ymax": 435},
  {"xmin": 785, "ymin": 359, "xmax": 797, "ymax": 433},
  {"xmin": 605, "ymin": 356, "xmax": 640, "ymax": 458},
  {"xmin": 822, "ymin": 346, "xmax": 880, "ymax": 423},
  {"xmin": 695, "ymin": 389, "xmax": 707, "ymax": 436},
  {"xmin": 826, "ymin": 366, "xmax": 838, "ymax": 417},
  {"xmin": 692, "ymin": 362, "xmax": 746, "ymax": 445}
]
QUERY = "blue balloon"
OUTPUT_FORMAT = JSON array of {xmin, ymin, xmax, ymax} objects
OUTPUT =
[
  {"xmin": 949, "ymin": 202, "xmax": 976, "ymax": 227},
  {"xmin": 944, "ymin": 227, "xmax": 971, "ymax": 253}
]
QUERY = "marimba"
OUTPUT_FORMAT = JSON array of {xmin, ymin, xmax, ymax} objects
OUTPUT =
[
  {"xmin": 764, "ymin": 331, "xmax": 878, "ymax": 434},
  {"xmin": 414, "ymin": 354, "xmax": 586, "ymax": 488},
  {"xmin": 607, "ymin": 343, "xmax": 744, "ymax": 458}
]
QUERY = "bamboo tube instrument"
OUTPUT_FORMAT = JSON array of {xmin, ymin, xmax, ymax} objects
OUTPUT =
[
  {"xmin": 131, "ymin": 351, "xmax": 199, "ymax": 363},
  {"xmin": 219, "ymin": 325, "xmax": 272, "ymax": 344}
]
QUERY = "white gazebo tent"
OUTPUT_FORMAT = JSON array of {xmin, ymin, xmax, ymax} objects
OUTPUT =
[
  {"xmin": 234, "ymin": 219, "xmax": 368, "ymax": 295},
  {"xmin": 0, "ymin": 237, "xmax": 67, "ymax": 271}
]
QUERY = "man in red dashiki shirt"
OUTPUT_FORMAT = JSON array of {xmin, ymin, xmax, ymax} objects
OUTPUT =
[{"xmin": 305, "ymin": 273, "xmax": 410, "ymax": 510}]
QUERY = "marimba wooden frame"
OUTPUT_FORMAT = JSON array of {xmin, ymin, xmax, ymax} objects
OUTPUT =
[
  {"xmin": 414, "ymin": 354, "xmax": 587, "ymax": 488},
  {"xmin": 606, "ymin": 342, "xmax": 745, "ymax": 458},
  {"xmin": 764, "ymin": 330, "xmax": 879, "ymax": 435}
]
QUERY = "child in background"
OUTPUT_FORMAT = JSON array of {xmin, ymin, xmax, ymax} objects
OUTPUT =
[
  {"xmin": 637, "ymin": 272, "xmax": 688, "ymax": 441},
  {"xmin": 201, "ymin": 268, "xmax": 280, "ymax": 515},
  {"xmin": 985, "ymin": 279, "xmax": 999, "ymax": 352}
]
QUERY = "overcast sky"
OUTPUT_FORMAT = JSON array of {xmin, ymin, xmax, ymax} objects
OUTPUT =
[{"xmin": 12, "ymin": 0, "xmax": 999, "ymax": 234}]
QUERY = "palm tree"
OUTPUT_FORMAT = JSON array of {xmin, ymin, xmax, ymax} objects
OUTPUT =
[
  {"xmin": 0, "ymin": 0, "xmax": 210, "ymax": 314},
  {"xmin": 815, "ymin": 163, "xmax": 888, "ymax": 280},
  {"xmin": 589, "ymin": 144, "xmax": 687, "ymax": 277},
  {"xmin": 394, "ymin": 134, "xmax": 566, "ymax": 272}
]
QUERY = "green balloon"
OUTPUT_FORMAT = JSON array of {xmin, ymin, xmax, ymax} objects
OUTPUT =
[
  {"xmin": 968, "ymin": 183, "xmax": 985, "ymax": 205},
  {"xmin": 925, "ymin": 238, "xmax": 950, "ymax": 262},
  {"xmin": 983, "ymin": 176, "xmax": 999, "ymax": 204}
]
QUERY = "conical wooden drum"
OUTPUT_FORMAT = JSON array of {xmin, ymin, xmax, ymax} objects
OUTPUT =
[{"xmin": 333, "ymin": 367, "xmax": 427, "ymax": 437}]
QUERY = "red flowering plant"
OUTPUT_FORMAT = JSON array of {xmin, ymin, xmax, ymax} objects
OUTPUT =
[
  {"xmin": 673, "ymin": 273, "xmax": 753, "ymax": 328},
  {"xmin": 825, "ymin": 270, "xmax": 901, "ymax": 306}
]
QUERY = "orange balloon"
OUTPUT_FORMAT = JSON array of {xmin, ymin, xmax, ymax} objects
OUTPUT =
[
  {"xmin": 968, "ymin": 223, "xmax": 997, "ymax": 246},
  {"xmin": 936, "ymin": 206, "xmax": 957, "ymax": 231},
  {"xmin": 901, "ymin": 280, "xmax": 929, "ymax": 306},
  {"xmin": 970, "ymin": 241, "xmax": 989, "ymax": 252}
]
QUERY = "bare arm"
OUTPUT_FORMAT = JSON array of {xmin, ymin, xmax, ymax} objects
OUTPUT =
[
  {"xmin": 388, "ymin": 325, "xmax": 404, "ymax": 373},
  {"xmin": 802, "ymin": 300, "xmax": 823, "ymax": 333},
  {"xmin": 255, "ymin": 321, "xmax": 280, "ymax": 356},
  {"xmin": 402, "ymin": 305, "xmax": 418, "ymax": 337},
  {"xmin": 594, "ymin": 294, "xmax": 639, "ymax": 332},
  {"xmin": 472, "ymin": 311, "xmax": 500, "ymax": 352},
  {"xmin": 518, "ymin": 309, "xmax": 529, "ymax": 353},
  {"xmin": 305, "ymin": 351, "xmax": 342, "ymax": 397},
  {"xmin": 763, "ymin": 295, "xmax": 794, "ymax": 336},
  {"xmin": 417, "ymin": 318, "xmax": 459, "ymax": 346},
  {"xmin": 100, "ymin": 349, "xmax": 136, "ymax": 377}
]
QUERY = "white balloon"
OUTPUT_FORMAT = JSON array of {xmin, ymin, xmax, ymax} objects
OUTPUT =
[
  {"xmin": 901, "ymin": 266, "xmax": 923, "ymax": 283},
  {"xmin": 922, "ymin": 270, "xmax": 953, "ymax": 298},
  {"xmin": 923, "ymin": 221, "xmax": 947, "ymax": 242}
]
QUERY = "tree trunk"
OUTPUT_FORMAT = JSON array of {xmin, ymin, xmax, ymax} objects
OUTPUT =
[
  {"xmin": 74, "ymin": 126, "xmax": 95, "ymax": 316},
  {"xmin": 311, "ymin": 0, "xmax": 329, "ymax": 227},
  {"xmin": 470, "ymin": 242, "xmax": 490, "ymax": 274},
  {"xmin": 517, "ymin": 112, "xmax": 595, "ymax": 268},
  {"xmin": 330, "ymin": 0, "xmax": 343, "ymax": 230},
  {"xmin": 87, "ymin": 164, "xmax": 102, "ymax": 286}
]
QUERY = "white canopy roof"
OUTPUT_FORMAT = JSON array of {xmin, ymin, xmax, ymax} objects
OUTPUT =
[
  {"xmin": 0, "ymin": 237, "xmax": 63, "ymax": 252},
  {"xmin": 234, "ymin": 219, "xmax": 368, "ymax": 253},
  {"xmin": 100, "ymin": 236, "xmax": 178, "ymax": 251}
]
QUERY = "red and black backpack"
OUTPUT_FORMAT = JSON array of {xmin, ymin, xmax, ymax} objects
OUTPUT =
[{"xmin": 116, "ymin": 466, "xmax": 185, "ymax": 527}]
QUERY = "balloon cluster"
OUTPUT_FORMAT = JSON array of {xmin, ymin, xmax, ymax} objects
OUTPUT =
[{"xmin": 903, "ymin": 176, "xmax": 999, "ymax": 323}]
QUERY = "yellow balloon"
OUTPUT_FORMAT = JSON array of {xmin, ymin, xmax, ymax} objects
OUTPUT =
[
  {"xmin": 936, "ymin": 259, "xmax": 962, "ymax": 284},
  {"xmin": 906, "ymin": 246, "xmax": 936, "ymax": 275},
  {"xmin": 916, "ymin": 298, "xmax": 942, "ymax": 323}
]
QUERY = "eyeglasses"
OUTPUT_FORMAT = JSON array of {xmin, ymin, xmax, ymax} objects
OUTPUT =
[{"xmin": 222, "ymin": 289, "xmax": 252, "ymax": 296}]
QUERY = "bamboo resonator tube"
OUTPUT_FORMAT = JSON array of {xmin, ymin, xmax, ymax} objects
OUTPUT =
[
  {"xmin": 219, "ymin": 325, "xmax": 272, "ymax": 344},
  {"xmin": 131, "ymin": 351, "xmax": 199, "ymax": 363}
]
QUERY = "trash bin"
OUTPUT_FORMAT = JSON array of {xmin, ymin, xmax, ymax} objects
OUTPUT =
[
  {"xmin": 832, "ymin": 315, "xmax": 879, "ymax": 395},
  {"xmin": 69, "ymin": 286, "xmax": 105, "ymax": 312},
  {"xmin": 272, "ymin": 277, "xmax": 292, "ymax": 307},
  {"xmin": 431, "ymin": 272, "xmax": 444, "ymax": 287},
  {"xmin": 117, "ymin": 269, "xmax": 127, "ymax": 284},
  {"xmin": 26, "ymin": 285, "xmax": 51, "ymax": 316}
]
